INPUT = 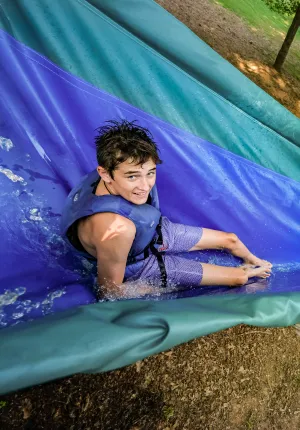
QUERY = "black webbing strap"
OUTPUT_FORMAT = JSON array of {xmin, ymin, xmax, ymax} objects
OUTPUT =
[
  {"xmin": 149, "ymin": 241, "xmax": 168, "ymax": 288},
  {"xmin": 147, "ymin": 217, "xmax": 168, "ymax": 288},
  {"xmin": 127, "ymin": 217, "xmax": 168, "ymax": 288}
]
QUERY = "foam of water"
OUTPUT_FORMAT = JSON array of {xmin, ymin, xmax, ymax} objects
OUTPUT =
[
  {"xmin": 0, "ymin": 136, "xmax": 14, "ymax": 152},
  {"xmin": 29, "ymin": 208, "xmax": 43, "ymax": 221},
  {"xmin": 272, "ymin": 262, "xmax": 300, "ymax": 273},
  {"xmin": 99, "ymin": 277, "xmax": 187, "ymax": 302},
  {"xmin": 0, "ymin": 287, "xmax": 26, "ymax": 307},
  {"xmin": 0, "ymin": 287, "xmax": 67, "ymax": 328},
  {"xmin": 0, "ymin": 167, "xmax": 26, "ymax": 184}
]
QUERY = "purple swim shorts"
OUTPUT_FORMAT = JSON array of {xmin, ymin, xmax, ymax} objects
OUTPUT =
[{"xmin": 124, "ymin": 216, "xmax": 203, "ymax": 288}]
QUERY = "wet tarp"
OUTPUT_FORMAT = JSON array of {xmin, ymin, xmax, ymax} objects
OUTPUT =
[{"xmin": 0, "ymin": 0, "xmax": 299, "ymax": 394}]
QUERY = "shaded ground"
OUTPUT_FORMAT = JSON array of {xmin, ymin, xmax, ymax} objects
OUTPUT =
[
  {"xmin": 1, "ymin": 325, "xmax": 300, "ymax": 430},
  {"xmin": 1, "ymin": 1, "xmax": 300, "ymax": 429},
  {"xmin": 158, "ymin": 0, "xmax": 300, "ymax": 117}
]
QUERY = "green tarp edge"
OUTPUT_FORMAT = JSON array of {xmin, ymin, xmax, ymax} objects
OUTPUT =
[
  {"xmin": 0, "ymin": 0, "xmax": 300, "ymax": 181},
  {"xmin": 1, "ymin": 291, "xmax": 300, "ymax": 394}
]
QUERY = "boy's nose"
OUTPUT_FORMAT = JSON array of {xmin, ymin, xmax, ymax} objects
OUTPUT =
[{"xmin": 138, "ymin": 177, "xmax": 150, "ymax": 190}]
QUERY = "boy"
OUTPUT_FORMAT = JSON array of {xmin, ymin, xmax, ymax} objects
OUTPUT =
[{"xmin": 61, "ymin": 120, "xmax": 272, "ymax": 299}]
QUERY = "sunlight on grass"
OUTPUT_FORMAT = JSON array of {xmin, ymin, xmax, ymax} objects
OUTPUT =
[
  {"xmin": 208, "ymin": 0, "xmax": 300, "ymax": 115},
  {"xmin": 210, "ymin": 0, "xmax": 299, "ymax": 41}
]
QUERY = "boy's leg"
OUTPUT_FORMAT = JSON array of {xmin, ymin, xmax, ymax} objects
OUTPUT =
[
  {"xmin": 125, "ymin": 255, "xmax": 271, "ymax": 294},
  {"xmin": 189, "ymin": 228, "xmax": 272, "ymax": 268},
  {"xmin": 200, "ymin": 263, "xmax": 271, "ymax": 286}
]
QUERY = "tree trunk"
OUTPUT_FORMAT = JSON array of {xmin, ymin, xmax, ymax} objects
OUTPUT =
[{"xmin": 274, "ymin": 4, "xmax": 300, "ymax": 71}]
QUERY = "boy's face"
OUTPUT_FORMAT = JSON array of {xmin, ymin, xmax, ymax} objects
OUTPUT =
[{"xmin": 99, "ymin": 158, "xmax": 157, "ymax": 205}]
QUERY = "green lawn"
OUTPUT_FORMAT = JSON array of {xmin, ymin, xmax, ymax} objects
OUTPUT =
[{"xmin": 212, "ymin": 0, "xmax": 300, "ymax": 41}]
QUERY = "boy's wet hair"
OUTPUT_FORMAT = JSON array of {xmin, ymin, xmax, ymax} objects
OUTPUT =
[{"xmin": 95, "ymin": 119, "xmax": 162, "ymax": 178}]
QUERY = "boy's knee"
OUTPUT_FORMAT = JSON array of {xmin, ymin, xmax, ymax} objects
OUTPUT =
[{"xmin": 225, "ymin": 233, "xmax": 239, "ymax": 250}]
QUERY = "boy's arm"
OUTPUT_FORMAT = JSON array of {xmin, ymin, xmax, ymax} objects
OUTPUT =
[{"xmin": 90, "ymin": 213, "xmax": 152, "ymax": 299}]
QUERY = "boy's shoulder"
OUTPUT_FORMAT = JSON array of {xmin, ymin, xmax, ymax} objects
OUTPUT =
[{"xmin": 89, "ymin": 212, "xmax": 136, "ymax": 238}]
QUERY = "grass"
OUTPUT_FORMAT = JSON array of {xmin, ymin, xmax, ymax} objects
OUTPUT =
[{"xmin": 212, "ymin": 0, "xmax": 300, "ymax": 41}]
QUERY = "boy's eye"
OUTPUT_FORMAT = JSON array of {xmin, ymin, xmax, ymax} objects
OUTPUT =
[{"xmin": 127, "ymin": 172, "xmax": 155, "ymax": 180}]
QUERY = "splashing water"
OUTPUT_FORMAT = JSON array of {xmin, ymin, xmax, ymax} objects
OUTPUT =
[
  {"xmin": 29, "ymin": 208, "xmax": 43, "ymax": 221},
  {"xmin": 0, "ymin": 167, "xmax": 26, "ymax": 184},
  {"xmin": 0, "ymin": 287, "xmax": 67, "ymax": 328},
  {"xmin": 272, "ymin": 262, "xmax": 300, "ymax": 273},
  {"xmin": 0, "ymin": 136, "xmax": 14, "ymax": 152},
  {"xmin": 0, "ymin": 287, "xmax": 26, "ymax": 307},
  {"xmin": 99, "ymin": 277, "xmax": 192, "ymax": 302}
]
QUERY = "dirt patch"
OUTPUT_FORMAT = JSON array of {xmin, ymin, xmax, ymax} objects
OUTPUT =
[
  {"xmin": 1, "ymin": 325, "xmax": 300, "ymax": 430},
  {"xmin": 157, "ymin": 0, "xmax": 300, "ymax": 117},
  {"xmin": 1, "ymin": 2, "xmax": 300, "ymax": 429}
]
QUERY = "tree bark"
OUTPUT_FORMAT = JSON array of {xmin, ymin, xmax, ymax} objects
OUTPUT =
[{"xmin": 274, "ymin": 4, "xmax": 300, "ymax": 71}]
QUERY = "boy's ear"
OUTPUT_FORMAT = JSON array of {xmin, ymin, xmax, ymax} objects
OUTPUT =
[{"xmin": 97, "ymin": 166, "xmax": 112, "ymax": 182}]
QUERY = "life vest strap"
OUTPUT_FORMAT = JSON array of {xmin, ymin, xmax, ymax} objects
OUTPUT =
[{"xmin": 127, "ymin": 217, "xmax": 168, "ymax": 288}]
